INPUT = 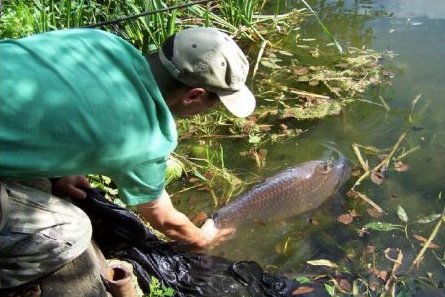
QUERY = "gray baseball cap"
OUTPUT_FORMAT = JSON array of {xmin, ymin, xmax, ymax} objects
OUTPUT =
[{"xmin": 159, "ymin": 27, "xmax": 256, "ymax": 118}]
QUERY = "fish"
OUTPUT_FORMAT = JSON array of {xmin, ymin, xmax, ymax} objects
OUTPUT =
[{"xmin": 212, "ymin": 152, "xmax": 351, "ymax": 230}]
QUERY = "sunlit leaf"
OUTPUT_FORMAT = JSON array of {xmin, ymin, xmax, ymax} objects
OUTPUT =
[
  {"xmin": 324, "ymin": 283, "xmax": 336, "ymax": 296},
  {"xmin": 416, "ymin": 214, "xmax": 441, "ymax": 224},
  {"xmin": 277, "ymin": 50, "xmax": 294, "ymax": 56},
  {"xmin": 292, "ymin": 286, "xmax": 314, "ymax": 295},
  {"xmin": 306, "ymin": 259, "xmax": 338, "ymax": 268},
  {"xmin": 295, "ymin": 276, "xmax": 311, "ymax": 284},
  {"xmin": 397, "ymin": 205, "xmax": 409, "ymax": 222},
  {"xmin": 248, "ymin": 135, "xmax": 262, "ymax": 144},
  {"xmin": 260, "ymin": 60, "xmax": 280, "ymax": 69}
]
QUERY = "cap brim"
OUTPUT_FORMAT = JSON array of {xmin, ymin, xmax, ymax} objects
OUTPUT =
[{"xmin": 217, "ymin": 85, "xmax": 256, "ymax": 118}]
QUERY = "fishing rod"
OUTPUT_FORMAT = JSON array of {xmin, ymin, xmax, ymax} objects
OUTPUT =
[{"xmin": 84, "ymin": 0, "xmax": 212, "ymax": 28}]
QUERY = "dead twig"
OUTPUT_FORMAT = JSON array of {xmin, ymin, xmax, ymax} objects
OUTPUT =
[
  {"xmin": 252, "ymin": 40, "xmax": 269, "ymax": 80},
  {"xmin": 409, "ymin": 205, "xmax": 445, "ymax": 271},
  {"xmin": 383, "ymin": 248, "xmax": 404, "ymax": 296}
]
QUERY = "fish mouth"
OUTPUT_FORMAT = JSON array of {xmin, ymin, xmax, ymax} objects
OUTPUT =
[
  {"xmin": 334, "ymin": 155, "xmax": 351, "ymax": 186},
  {"xmin": 324, "ymin": 147, "xmax": 352, "ymax": 186}
]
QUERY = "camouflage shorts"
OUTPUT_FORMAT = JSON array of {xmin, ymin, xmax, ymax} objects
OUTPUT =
[{"xmin": 0, "ymin": 179, "xmax": 92, "ymax": 289}]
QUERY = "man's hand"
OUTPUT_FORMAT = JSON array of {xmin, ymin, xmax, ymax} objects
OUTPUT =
[
  {"xmin": 52, "ymin": 176, "xmax": 91, "ymax": 199},
  {"xmin": 200, "ymin": 219, "xmax": 235, "ymax": 248}
]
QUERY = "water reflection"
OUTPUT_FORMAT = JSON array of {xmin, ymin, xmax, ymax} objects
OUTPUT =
[
  {"xmin": 206, "ymin": 0, "xmax": 445, "ymax": 283},
  {"xmin": 374, "ymin": 0, "xmax": 445, "ymax": 20}
]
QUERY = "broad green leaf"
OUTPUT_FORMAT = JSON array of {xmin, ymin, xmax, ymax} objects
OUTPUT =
[
  {"xmin": 364, "ymin": 221, "xmax": 403, "ymax": 232},
  {"xmin": 397, "ymin": 205, "xmax": 409, "ymax": 222},
  {"xmin": 306, "ymin": 259, "xmax": 338, "ymax": 268},
  {"xmin": 295, "ymin": 276, "xmax": 311, "ymax": 284}
]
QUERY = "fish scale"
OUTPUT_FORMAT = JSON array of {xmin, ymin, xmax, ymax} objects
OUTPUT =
[{"xmin": 213, "ymin": 156, "xmax": 351, "ymax": 230}]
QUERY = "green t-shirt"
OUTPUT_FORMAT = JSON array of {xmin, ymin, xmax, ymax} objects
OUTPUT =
[{"xmin": 0, "ymin": 29, "xmax": 177, "ymax": 206}]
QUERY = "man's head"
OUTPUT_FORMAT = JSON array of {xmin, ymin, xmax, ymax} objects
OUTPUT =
[{"xmin": 158, "ymin": 27, "xmax": 256, "ymax": 118}]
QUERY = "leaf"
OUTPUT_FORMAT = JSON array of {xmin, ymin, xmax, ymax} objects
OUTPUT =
[
  {"xmin": 364, "ymin": 222, "xmax": 403, "ymax": 232},
  {"xmin": 397, "ymin": 205, "xmax": 409, "ymax": 222},
  {"xmin": 324, "ymin": 283, "xmax": 336, "ymax": 296},
  {"xmin": 248, "ymin": 135, "xmax": 262, "ymax": 144},
  {"xmin": 413, "ymin": 234, "xmax": 439, "ymax": 249},
  {"xmin": 260, "ymin": 60, "xmax": 280, "ymax": 69},
  {"xmin": 292, "ymin": 286, "xmax": 314, "ymax": 295},
  {"xmin": 338, "ymin": 213, "xmax": 354, "ymax": 225},
  {"xmin": 416, "ymin": 214, "xmax": 441, "ymax": 224},
  {"xmin": 295, "ymin": 276, "xmax": 311, "ymax": 284},
  {"xmin": 370, "ymin": 171, "xmax": 384, "ymax": 185},
  {"xmin": 394, "ymin": 160, "xmax": 410, "ymax": 172},
  {"xmin": 306, "ymin": 259, "xmax": 338, "ymax": 269}
]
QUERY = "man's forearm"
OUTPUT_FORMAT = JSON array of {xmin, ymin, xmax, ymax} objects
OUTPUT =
[{"xmin": 136, "ymin": 191, "xmax": 208, "ymax": 247}]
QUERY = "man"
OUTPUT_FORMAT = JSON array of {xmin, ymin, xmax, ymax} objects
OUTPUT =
[{"xmin": 0, "ymin": 27, "xmax": 256, "ymax": 289}]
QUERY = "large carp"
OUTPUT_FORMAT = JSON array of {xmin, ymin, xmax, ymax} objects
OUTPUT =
[{"xmin": 212, "ymin": 153, "xmax": 351, "ymax": 230}]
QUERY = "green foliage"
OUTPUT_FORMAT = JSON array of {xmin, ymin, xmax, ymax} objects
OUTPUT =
[
  {"xmin": 363, "ymin": 221, "xmax": 404, "ymax": 232},
  {"xmin": 146, "ymin": 276, "xmax": 174, "ymax": 297},
  {"xmin": 0, "ymin": 0, "xmax": 36, "ymax": 38}
]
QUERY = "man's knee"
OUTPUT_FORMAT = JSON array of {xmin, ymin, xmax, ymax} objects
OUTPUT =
[{"xmin": 0, "ymin": 180, "xmax": 92, "ymax": 288}]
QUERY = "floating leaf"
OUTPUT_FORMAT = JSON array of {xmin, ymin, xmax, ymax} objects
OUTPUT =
[
  {"xmin": 295, "ymin": 276, "xmax": 311, "ymax": 284},
  {"xmin": 370, "ymin": 171, "xmax": 384, "ymax": 185},
  {"xmin": 260, "ymin": 60, "xmax": 280, "ymax": 69},
  {"xmin": 416, "ymin": 214, "xmax": 441, "ymax": 224},
  {"xmin": 397, "ymin": 205, "xmax": 409, "ymax": 222},
  {"xmin": 338, "ymin": 213, "xmax": 354, "ymax": 225},
  {"xmin": 292, "ymin": 286, "xmax": 315, "ymax": 295},
  {"xmin": 364, "ymin": 221, "xmax": 403, "ymax": 232},
  {"xmin": 394, "ymin": 160, "xmax": 410, "ymax": 172},
  {"xmin": 413, "ymin": 234, "xmax": 439, "ymax": 249},
  {"xmin": 306, "ymin": 259, "xmax": 338, "ymax": 269}
]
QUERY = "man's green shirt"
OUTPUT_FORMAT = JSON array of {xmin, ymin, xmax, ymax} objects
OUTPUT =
[{"xmin": 0, "ymin": 29, "xmax": 178, "ymax": 205}]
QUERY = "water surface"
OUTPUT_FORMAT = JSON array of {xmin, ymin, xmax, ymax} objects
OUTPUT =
[{"xmin": 177, "ymin": 0, "xmax": 445, "ymax": 281}]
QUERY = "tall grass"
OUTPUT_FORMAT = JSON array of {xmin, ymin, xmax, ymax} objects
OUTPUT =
[{"xmin": 1, "ymin": 0, "xmax": 262, "ymax": 52}]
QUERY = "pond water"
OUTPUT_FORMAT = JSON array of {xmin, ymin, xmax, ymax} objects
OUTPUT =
[{"xmin": 175, "ymin": 0, "xmax": 445, "ymax": 285}]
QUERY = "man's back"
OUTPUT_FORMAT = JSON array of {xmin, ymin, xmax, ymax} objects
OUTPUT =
[{"xmin": 0, "ymin": 29, "xmax": 177, "ymax": 204}]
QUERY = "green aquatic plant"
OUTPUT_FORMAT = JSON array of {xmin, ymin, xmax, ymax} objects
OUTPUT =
[
  {"xmin": 299, "ymin": 0, "xmax": 343, "ymax": 54},
  {"xmin": 146, "ymin": 276, "xmax": 174, "ymax": 297}
]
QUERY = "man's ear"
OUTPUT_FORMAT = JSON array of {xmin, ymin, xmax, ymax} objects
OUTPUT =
[{"xmin": 183, "ymin": 88, "xmax": 206, "ymax": 105}]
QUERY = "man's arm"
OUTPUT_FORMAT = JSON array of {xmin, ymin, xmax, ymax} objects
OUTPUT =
[{"xmin": 136, "ymin": 190, "xmax": 217, "ymax": 248}]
